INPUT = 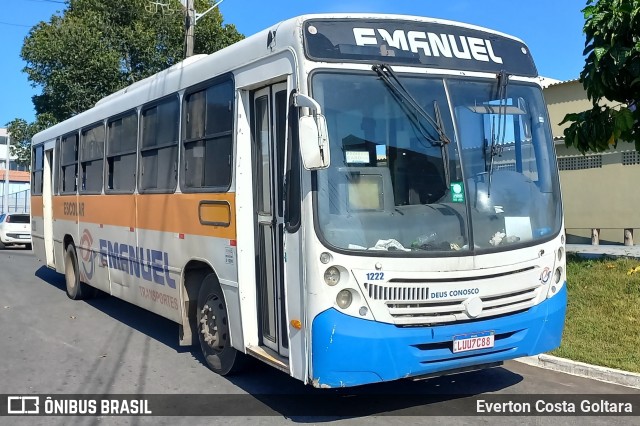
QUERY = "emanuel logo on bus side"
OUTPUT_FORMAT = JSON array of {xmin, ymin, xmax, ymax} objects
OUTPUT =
[
  {"xmin": 98, "ymin": 239, "xmax": 176, "ymax": 288},
  {"xmin": 353, "ymin": 28, "xmax": 504, "ymax": 64}
]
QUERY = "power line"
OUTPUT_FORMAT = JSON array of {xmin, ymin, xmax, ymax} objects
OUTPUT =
[
  {"xmin": 1, "ymin": 0, "xmax": 65, "ymax": 28},
  {"xmin": 24, "ymin": 0, "xmax": 66, "ymax": 4},
  {"xmin": 0, "ymin": 21, "xmax": 32, "ymax": 28}
]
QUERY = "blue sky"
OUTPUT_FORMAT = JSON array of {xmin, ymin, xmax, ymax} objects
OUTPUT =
[{"xmin": 0, "ymin": 0, "xmax": 587, "ymax": 127}]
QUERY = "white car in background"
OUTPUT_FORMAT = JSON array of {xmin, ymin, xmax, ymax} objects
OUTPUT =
[{"xmin": 0, "ymin": 213, "xmax": 32, "ymax": 249}]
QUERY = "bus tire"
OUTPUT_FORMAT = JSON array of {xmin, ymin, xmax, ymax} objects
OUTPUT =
[
  {"xmin": 64, "ymin": 244, "xmax": 95, "ymax": 300},
  {"xmin": 197, "ymin": 273, "xmax": 245, "ymax": 375}
]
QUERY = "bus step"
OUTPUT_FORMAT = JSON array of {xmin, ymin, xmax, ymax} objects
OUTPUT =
[{"xmin": 246, "ymin": 345, "xmax": 289, "ymax": 373}]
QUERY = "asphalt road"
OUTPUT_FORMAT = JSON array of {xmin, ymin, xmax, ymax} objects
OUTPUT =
[{"xmin": 0, "ymin": 247, "xmax": 638, "ymax": 426}]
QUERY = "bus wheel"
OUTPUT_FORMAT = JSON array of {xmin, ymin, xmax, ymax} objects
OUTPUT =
[
  {"xmin": 64, "ymin": 244, "xmax": 95, "ymax": 300},
  {"xmin": 197, "ymin": 273, "xmax": 245, "ymax": 375}
]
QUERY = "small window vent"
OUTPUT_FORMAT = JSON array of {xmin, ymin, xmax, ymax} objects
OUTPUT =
[
  {"xmin": 622, "ymin": 151, "xmax": 640, "ymax": 166},
  {"xmin": 557, "ymin": 155, "xmax": 602, "ymax": 171}
]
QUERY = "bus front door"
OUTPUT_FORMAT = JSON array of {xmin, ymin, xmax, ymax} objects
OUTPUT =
[{"xmin": 252, "ymin": 83, "xmax": 289, "ymax": 357}]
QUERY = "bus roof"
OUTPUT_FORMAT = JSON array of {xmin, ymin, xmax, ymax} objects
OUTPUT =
[{"xmin": 32, "ymin": 13, "xmax": 533, "ymax": 145}]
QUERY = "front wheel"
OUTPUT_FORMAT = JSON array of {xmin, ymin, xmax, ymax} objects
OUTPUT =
[
  {"xmin": 197, "ymin": 273, "xmax": 246, "ymax": 375},
  {"xmin": 64, "ymin": 244, "xmax": 95, "ymax": 300}
]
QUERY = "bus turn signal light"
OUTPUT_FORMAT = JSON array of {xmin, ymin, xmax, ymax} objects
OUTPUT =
[{"xmin": 290, "ymin": 320, "xmax": 302, "ymax": 330}]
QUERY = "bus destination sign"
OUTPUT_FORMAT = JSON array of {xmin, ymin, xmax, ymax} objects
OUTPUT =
[{"xmin": 304, "ymin": 19, "xmax": 538, "ymax": 77}]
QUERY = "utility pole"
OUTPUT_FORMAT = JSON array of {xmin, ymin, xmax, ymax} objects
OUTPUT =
[
  {"xmin": 181, "ymin": 0, "xmax": 226, "ymax": 59},
  {"xmin": 4, "ymin": 135, "xmax": 10, "ymax": 213},
  {"xmin": 184, "ymin": 0, "xmax": 196, "ymax": 58}
]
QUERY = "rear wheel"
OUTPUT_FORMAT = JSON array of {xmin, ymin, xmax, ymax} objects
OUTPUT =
[
  {"xmin": 64, "ymin": 244, "xmax": 96, "ymax": 300},
  {"xmin": 197, "ymin": 273, "xmax": 246, "ymax": 375}
]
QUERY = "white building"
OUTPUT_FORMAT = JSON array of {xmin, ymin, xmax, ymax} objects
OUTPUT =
[{"xmin": 0, "ymin": 128, "xmax": 31, "ymax": 213}]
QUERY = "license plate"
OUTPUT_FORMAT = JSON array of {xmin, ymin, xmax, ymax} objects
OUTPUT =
[
  {"xmin": 452, "ymin": 331, "xmax": 494, "ymax": 353},
  {"xmin": 18, "ymin": 235, "xmax": 29, "ymax": 239}
]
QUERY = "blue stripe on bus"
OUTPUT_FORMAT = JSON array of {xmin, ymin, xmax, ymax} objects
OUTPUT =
[{"xmin": 311, "ymin": 284, "xmax": 567, "ymax": 388}]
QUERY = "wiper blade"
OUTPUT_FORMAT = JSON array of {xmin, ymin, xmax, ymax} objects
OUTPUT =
[
  {"xmin": 373, "ymin": 63, "xmax": 452, "ymax": 189},
  {"xmin": 372, "ymin": 64, "xmax": 450, "ymax": 147},
  {"xmin": 434, "ymin": 100, "xmax": 451, "ymax": 188},
  {"xmin": 487, "ymin": 69, "xmax": 510, "ymax": 197}
]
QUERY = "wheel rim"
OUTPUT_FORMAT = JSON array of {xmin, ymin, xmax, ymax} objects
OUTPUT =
[{"xmin": 200, "ymin": 294, "xmax": 228, "ymax": 353}]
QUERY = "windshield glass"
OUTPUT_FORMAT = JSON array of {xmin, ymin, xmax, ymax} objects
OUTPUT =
[{"xmin": 311, "ymin": 71, "xmax": 561, "ymax": 255}]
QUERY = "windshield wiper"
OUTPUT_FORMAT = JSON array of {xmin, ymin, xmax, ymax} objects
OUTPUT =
[
  {"xmin": 372, "ymin": 64, "xmax": 451, "ymax": 187},
  {"xmin": 487, "ymin": 69, "xmax": 510, "ymax": 197},
  {"xmin": 434, "ymin": 100, "xmax": 451, "ymax": 188}
]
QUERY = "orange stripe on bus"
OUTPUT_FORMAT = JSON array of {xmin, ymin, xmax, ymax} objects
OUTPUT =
[
  {"xmin": 51, "ymin": 193, "xmax": 237, "ymax": 239},
  {"xmin": 31, "ymin": 196, "xmax": 43, "ymax": 216}
]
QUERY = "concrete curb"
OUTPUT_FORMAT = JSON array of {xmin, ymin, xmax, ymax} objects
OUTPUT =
[
  {"xmin": 516, "ymin": 354, "xmax": 640, "ymax": 390},
  {"xmin": 566, "ymin": 244, "xmax": 640, "ymax": 259}
]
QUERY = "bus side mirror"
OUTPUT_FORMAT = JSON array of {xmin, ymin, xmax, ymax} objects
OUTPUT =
[
  {"xmin": 299, "ymin": 115, "xmax": 330, "ymax": 170},
  {"xmin": 295, "ymin": 93, "xmax": 331, "ymax": 170}
]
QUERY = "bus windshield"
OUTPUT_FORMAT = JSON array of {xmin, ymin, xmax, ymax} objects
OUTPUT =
[{"xmin": 311, "ymin": 71, "xmax": 562, "ymax": 254}]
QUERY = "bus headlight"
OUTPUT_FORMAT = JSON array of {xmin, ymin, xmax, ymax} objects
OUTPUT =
[
  {"xmin": 548, "ymin": 266, "xmax": 565, "ymax": 298},
  {"xmin": 320, "ymin": 252, "xmax": 332, "ymax": 264},
  {"xmin": 336, "ymin": 290, "xmax": 353, "ymax": 309},
  {"xmin": 324, "ymin": 267, "xmax": 340, "ymax": 286},
  {"xmin": 554, "ymin": 267, "xmax": 562, "ymax": 284}
]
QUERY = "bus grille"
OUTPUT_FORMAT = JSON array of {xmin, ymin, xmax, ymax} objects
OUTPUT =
[{"xmin": 363, "ymin": 281, "xmax": 542, "ymax": 326}]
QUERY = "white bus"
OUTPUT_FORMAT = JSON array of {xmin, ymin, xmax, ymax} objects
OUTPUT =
[{"xmin": 31, "ymin": 14, "xmax": 566, "ymax": 388}]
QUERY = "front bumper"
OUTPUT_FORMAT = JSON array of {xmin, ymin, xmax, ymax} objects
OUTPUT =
[{"xmin": 311, "ymin": 284, "xmax": 567, "ymax": 388}]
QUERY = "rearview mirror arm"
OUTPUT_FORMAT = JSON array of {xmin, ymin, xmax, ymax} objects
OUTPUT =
[{"xmin": 293, "ymin": 93, "xmax": 322, "ymax": 115}]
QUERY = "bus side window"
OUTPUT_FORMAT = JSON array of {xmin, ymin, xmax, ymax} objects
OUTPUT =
[
  {"xmin": 60, "ymin": 132, "xmax": 78, "ymax": 194},
  {"xmin": 106, "ymin": 111, "xmax": 138, "ymax": 193},
  {"xmin": 32, "ymin": 145, "xmax": 44, "ymax": 195},
  {"xmin": 80, "ymin": 123, "xmax": 105, "ymax": 194},
  {"xmin": 182, "ymin": 78, "xmax": 234, "ymax": 191},
  {"xmin": 140, "ymin": 96, "xmax": 179, "ymax": 192}
]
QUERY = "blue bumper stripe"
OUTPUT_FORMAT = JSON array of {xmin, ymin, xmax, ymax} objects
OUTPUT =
[{"xmin": 311, "ymin": 285, "xmax": 567, "ymax": 387}]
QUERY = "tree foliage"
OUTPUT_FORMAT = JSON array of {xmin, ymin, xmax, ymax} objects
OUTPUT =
[
  {"xmin": 562, "ymin": 0, "xmax": 640, "ymax": 152},
  {"xmin": 14, "ymin": 0, "xmax": 243, "ymax": 128}
]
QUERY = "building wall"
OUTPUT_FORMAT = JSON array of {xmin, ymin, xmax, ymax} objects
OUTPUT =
[
  {"xmin": 545, "ymin": 80, "xmax": 592, "ymax": 138},
  {"xmin": 554, "ymin": 143, "xmax": 640, "ymax": 244},
  {"xmin": 0, "ymin": 128, "xmax": 30, "ymax": 213},
  {"xmin": 544, "ymin": 81, "xmax": 637, "ymax": 244}
]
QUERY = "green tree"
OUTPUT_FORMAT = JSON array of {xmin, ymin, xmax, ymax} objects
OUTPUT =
[
  {"xmin": 21, "ymin": 0, "xmax": 243, "ymax": 122},
  {"xmin": 8, "ymin": 0, "xmax": 243, "ymax": 164},
  {"xmin": 561, "ymin": 0, "xmax": 640, "ymax": 153}
]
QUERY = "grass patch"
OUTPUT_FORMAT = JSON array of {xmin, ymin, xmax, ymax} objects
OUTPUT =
[{"xmin": 550, "ymin": 254, "xmax": 640, "ymax": 373}]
